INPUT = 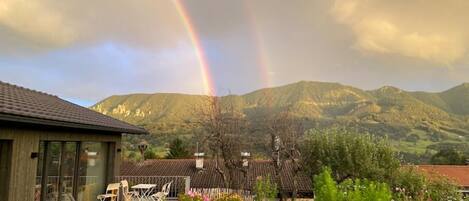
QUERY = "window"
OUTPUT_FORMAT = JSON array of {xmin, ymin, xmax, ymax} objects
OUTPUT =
[{"xmin": 35, "ymin": 141, "xmax": 111, "ymax": 201}]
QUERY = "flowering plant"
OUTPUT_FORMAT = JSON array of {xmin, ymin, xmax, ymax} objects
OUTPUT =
[{"xmin": 179, "ymin": 191, "xmax": 210, "ymax": 201}]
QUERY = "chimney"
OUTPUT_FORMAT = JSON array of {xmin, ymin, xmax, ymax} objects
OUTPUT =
[
  {"xmin": 194, "ymin": 152, "xmax": 204, "ymax": 169},
  {"xmin": 241, "ymin": 152, "xmax": 251, "ymax": 167}
]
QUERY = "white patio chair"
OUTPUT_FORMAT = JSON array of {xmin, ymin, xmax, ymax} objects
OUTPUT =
[
  {"xmin": 97, "ymin": 183, "xmax": 120, "ymax": 201},
  {"xmin": 121, "ymin": 180, "xmax": 139, "ymax": 201},
  {"xmin": 150, "ymin": 181, "xmax": 173, "ymax": 201}
]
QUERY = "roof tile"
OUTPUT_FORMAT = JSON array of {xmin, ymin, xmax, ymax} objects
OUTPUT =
[{"xmin": 0, "ymin": 81, "xmax": 147, "ymax": 134}]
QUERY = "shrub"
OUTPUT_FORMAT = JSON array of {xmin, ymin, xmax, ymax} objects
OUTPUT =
[
  {"xmin": 254, "ymin": 175, "xmax": 278, "ymax": 201},
  {"xmin": 339, "ymin": 179, "xmax": 392, "ymax": 201},
  {"xmin": 313, "ymin": 167, "xmax": 340, "ymax": 201},
  {"xmin": 391, "ymin": 167, "xmax": 463, "ymax": 201},
  {"xmin": 313, "ymin": 167, "xmax": 393, "ymax": 201},
  {"xmin": 214, "ymin": 193, "xmax": 243, "ymax": 201}
]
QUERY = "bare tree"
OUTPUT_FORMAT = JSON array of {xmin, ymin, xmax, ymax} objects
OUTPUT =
[
  {"xmin": 263, "ymin": 106, "xmax": 304, "ymax": 200},
  {"xmin": 197, "ymin": 96, "xmax": 249, "ymax": 189}
]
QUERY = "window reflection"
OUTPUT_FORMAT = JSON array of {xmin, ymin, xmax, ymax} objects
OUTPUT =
[{"xmin": 77, "ymin": 142, "xmax": 108, "ymax": 201}]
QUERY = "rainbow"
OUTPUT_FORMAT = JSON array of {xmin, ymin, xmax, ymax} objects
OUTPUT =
[
  {"xmin": 172, "ymin": 0, "xmax": 216, "ymax": 96},
  {"xmin": 244, "ymin": 1, "xmax": 273, "ymax": 89}
]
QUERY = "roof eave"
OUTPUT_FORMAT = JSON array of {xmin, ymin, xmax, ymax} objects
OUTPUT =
[{"xmin": 0, "ymin": 112, "xmax": 148, "ymax": 135}]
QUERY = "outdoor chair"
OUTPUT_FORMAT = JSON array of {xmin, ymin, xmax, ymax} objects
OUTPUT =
[
  {"xmin": 97, "ymin": 183, "xmax": 120, "ymax": 201},
  {"xmin": 121, "ymin": 180, "xmax": 139, "ymax": 201},
  {"xmin": 150, "ymin": 181, "xmax": 173, "ymax": 201}
]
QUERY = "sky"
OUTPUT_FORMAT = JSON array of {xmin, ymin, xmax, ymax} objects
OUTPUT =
[{"xmin": 1, "ymin": 0, "xmax": 469, "ymax": 107}]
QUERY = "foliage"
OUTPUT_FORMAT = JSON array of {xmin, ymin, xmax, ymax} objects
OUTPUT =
[
  {"xmin": 213, "ymin": 193, "xmax": 243, "ymax": 201},
  {"xmin": 301, "ymin": 128, "xmax": 400, "ymax": 182},
  {"xmin": 305, "ymin": 130, "xmax": 464, "ymax": 201},
  {"xmin": 166, "ymin": 138, "xmax": 191, "ymax": 159},
  {"xmin": 389, "ymin": 167, "xmax": 426, "ymax": 199},
  {"xmin": 144, "ymin": 148, "xmax": 158, "ymax": 160},
  {"xmin": 253, "ymin": 175, "xmax": 278, "ymax": 201},
  {"xmin": 179, "ymin": 191, "xmax": 210, "ymax": 201},
  {"xmin": 313, "ymin": 167, "xmax": 340, "ymax": 201},
  {"xmin": 313, "ymin": 167, "xmax": 392, "ymax": 201},
  {"xmin": 392, "ymin": 168, "xmax": 463, "ymax": 201},
  {"xmin": 430, "ymin": 148, "xmax": 466, "ymax": 165}
]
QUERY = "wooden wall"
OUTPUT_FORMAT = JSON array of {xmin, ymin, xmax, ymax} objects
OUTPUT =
[{"xmin": 0, "ymin": 125, "xmax": 122, "ymax": 201}]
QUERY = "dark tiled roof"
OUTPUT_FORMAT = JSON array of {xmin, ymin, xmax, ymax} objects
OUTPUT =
[
  {"xmin": 120, "ymin": 159, "xmax": 312, "ymax": 194},
  {"xmin": 0, "ymin": 81, "xmax": 147, "ymax": 134},
  {"xmin": 414, "ymin": 165, "xmax": 469, "ymax": 187}
]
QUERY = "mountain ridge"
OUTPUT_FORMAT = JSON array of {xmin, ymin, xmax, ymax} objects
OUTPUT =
[{"xmin": 91, "ymin": 81, "xmax": 469, "ymax": 159}]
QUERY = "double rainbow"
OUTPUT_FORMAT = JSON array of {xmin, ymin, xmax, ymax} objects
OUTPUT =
[{"xmin": 172, "ymin": 0, "xmax": 272, "ymax": 96}]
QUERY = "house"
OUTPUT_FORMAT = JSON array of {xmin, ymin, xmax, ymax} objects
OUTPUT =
[
  {"xmin": 120, "ymin": 158, "xmax": 314, "ymax": 198},
  {"xmin": 414, "ymin": 165, "xmax": 469, "ymax": 195},
  {"xmin": 0, "ymin": 81, "xmax": 148, "ymax": 201}
]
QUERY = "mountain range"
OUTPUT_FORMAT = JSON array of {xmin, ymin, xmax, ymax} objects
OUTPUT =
[{"xmin": 91, "ymin": 81, "xmax": 469, "ymax": 161}]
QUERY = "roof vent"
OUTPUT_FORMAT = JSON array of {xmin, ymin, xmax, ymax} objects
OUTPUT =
[{"xmin": 194, "ymin": 152, "xmax": 205, "ymax": 169}]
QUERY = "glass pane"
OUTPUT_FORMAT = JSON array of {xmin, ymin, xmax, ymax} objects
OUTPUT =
[
  {"xmin": 35, "ymin": 142, "xmax": 45, "ymax": 201},
  {"xmin": 46, "ymin": 142, "xmax": 62, "ymax": 201},
  {"xmin": 77, "ymin": 142, "xmax": 108, "ymax": 201},
  {"xmin": 60, "ymin": 142, "xmax": 77, "ymax": 201}
]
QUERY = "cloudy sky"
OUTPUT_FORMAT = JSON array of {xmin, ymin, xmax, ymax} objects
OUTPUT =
[{"xmin": 1, "ymin": 0, "xmax": 469, "ymax": 106}]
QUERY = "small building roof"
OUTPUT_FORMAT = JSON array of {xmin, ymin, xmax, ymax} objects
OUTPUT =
[
  {"xmin": 0, "ymin": 81, "xmax": 147, "ymax": 134},
  {"xmin": 121, "ymin": 159, "xmax": 313, "ymax": 195},
  {"xmin": 414, "ymin": 165, "xmax": 469, "ymax": 188}
]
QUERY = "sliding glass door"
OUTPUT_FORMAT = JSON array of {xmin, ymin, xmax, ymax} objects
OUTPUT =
[
  {"xmin": 77, "ymin": 142, "xmax": 108, "ymax": 201},
  {"xmin": 36, "ymin": 141, "xmax": 110, "ymax": 201}
]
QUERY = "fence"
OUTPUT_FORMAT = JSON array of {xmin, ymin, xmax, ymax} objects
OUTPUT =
[
  {"xmin": 115, "ymin": 176, "xmax": 190, "ymax": 198},
  {"xmin": 190, "ymin": 188, "xmax": 254, "ymax": 201}
]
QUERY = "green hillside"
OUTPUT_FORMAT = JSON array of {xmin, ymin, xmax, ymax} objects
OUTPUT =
[{"xmin": 91, "ymin": 81, "xmax": 469, "ymax": 162}]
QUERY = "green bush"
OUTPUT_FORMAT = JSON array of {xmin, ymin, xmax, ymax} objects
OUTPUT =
[
  {"xmin": 313, "ymin": 167, "xmax": 340, "ymax": 201},
  {"xmin": 302, "ymin": 128, "xmax": 400, "ymax": 182},
  {"xmin": 313, "ymin": 167, "xmax": 393, "ymax": 201},
  {"xmin": 254, "ymin": 175, "xmax": 278, "ymax": 201}
]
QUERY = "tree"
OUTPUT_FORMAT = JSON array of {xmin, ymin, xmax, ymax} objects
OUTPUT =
[
  {"xmin": 264, "ymin": 109, "xmax": 304, "ymax": 200},
  {"xmin": 301, "ymin": 128, "xmax": 400, "ymax": 183},
  {"xmin": 197, "ymin": 96, "xmax": 249, "ymax": 189},
  {"xmin": 166, "ymin": 138, "xmax": 190, "ymax": 159},
  {"xmin": 430, "ymin": 148, "xmax": 466, "ymax": 165}
]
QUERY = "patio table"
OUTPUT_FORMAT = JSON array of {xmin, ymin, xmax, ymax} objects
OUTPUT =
[{"xmin": 131, "ymin": 184, "xmax": 156, "ymax": 200}]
